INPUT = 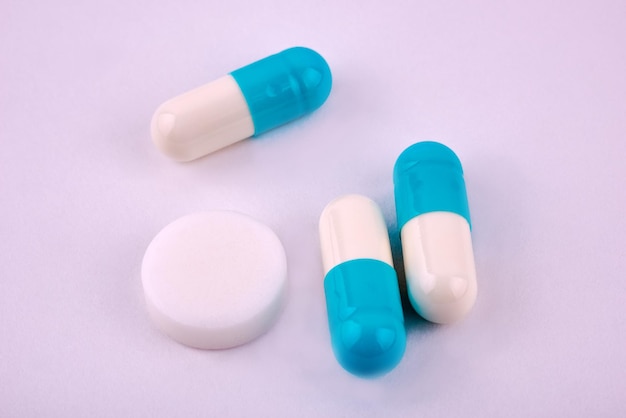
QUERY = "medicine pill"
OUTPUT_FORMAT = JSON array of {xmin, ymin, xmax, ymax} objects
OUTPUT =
[
  {"xmin": 394, "ymin": 142, "xmax": 477, "ymax": 324},
  {"xmin": 141, "ymin": 211, "xmax": 287, "ymax": 349},
  {"xmin": 151, "ymin": 47, "xmax": 332, "ymax": 161},
  {"xmin": 319, "ymin": 195, "xmax": 406, "ymax": 376}
]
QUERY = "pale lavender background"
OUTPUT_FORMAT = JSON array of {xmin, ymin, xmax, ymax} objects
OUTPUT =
[{"xmin": 1, "ymin": 0, "xmax": 625, "ymax": 417}]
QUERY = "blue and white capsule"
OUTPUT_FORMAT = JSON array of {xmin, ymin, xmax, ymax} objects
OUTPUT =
[
  {"xmin": 151, "ymin": 47, "xmax": 332, "ymax": 161},
  {"xmin": 319, "ymin": 195, "xmax": 406, "ymax": 376},
  {"xmin": 394, "ymin": 141, "xmax": 477, "ymax": 324}
]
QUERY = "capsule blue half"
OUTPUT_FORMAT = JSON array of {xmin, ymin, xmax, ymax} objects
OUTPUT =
[
  {"xmin": 231, "ymin": 47, "xmax": 332, "ymax": 135},
  {"xmin": 151, "ymin": 47, "xmax": 332, "ymax": 161}
]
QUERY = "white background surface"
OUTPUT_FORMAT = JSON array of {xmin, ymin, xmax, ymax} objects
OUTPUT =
[{"xmin": 2, "ymin": 1, "xmax": 625, "ymax": 416}]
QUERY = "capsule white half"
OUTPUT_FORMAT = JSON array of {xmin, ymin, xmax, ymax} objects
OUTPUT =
[
  {"xmin": 319, "ymin": 194, "xmax": 393, "ymax": 273},
  {"xmin": 401, "ymin": 212, "xmax": 477, "ymax": 324},
  {"xmin": 151, "ymin": 75, "xmax": 254, "ymax": 161}
]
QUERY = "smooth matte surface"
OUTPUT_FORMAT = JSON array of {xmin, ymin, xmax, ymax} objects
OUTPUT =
[
  {"xmin": 1, "ymin": 1, "xmax": 625, "ymax": 416},
  {"xmin": 142, "ymin": 211, "xmax": 287, "ymax": 349}
]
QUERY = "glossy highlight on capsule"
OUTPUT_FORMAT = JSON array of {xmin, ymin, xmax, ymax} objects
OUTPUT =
[
  {"xmin": 151, "ymin": 47, "xmax": 332, "ymax": 161},
  {"xmin": 394, "ymin": 141, "xmax": 477, "ymax": 324},
  {"xmin": 319, "ymin": 195, "xmax": 406, "ymax": 377}
]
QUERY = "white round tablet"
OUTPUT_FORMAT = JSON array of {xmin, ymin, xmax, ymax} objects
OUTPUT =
[{"xmin": 141, "ymin": 211, "xmax": 287, "ymax": 349}]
